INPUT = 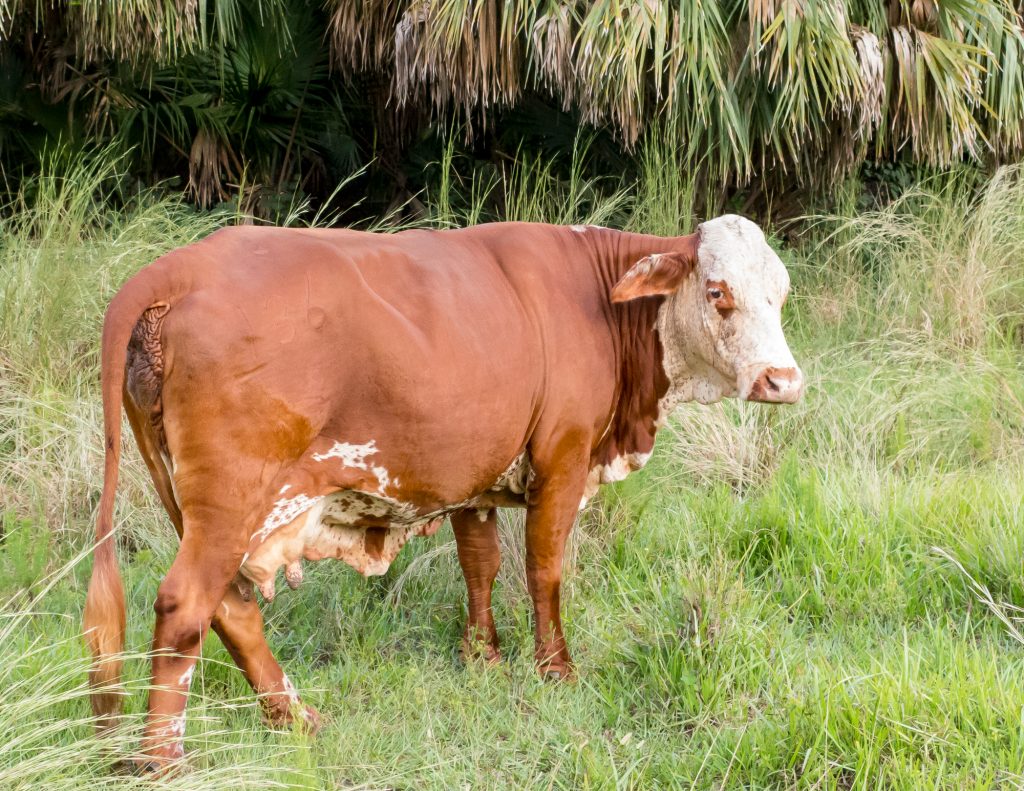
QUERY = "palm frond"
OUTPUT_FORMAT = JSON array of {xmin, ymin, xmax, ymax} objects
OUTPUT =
[
  {"xmin": 889, "ymin": 23, "xmax": 986, "ymax": 164},
  {"xmin": 10, "ymin": 0, "xmax": 1024, "ymax": 206},
  {"xmin": 3, "ymin": 0, "xmax": 290, "ymax": 65}
]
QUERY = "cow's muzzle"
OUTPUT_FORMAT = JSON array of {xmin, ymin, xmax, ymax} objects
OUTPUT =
[{"xmin": 745, "ymin": 366, "xmax": 803, "ymax": 404}]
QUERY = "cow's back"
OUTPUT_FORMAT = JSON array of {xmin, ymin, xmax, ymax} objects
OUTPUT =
[{"xmin": 153, "ymin": 225, "xmax": 565, "ymax": 513}]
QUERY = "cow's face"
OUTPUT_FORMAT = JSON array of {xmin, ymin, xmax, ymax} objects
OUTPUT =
[{"xmin": 611, "ymin": 214, "xmax": 803, "ymax": 407}]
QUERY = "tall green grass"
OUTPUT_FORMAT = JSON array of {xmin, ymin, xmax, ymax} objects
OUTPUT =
[{"xmin": 2, "ymin": 150, "xmax": 1024, "ymax": 788}]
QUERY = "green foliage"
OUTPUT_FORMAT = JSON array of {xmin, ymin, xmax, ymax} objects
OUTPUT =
[
  {"xmin": 425, "ymin": 132, "xmax": 631, "ymax": 227},
  {"xmin": 4, "ymin": 1, "xmax": 1024, "ymax": 215},
  {"xmin": 0, "ymin": 1, "xmax": 361, "ymax": 218},
  {"xmin": 0, "ymin": 512, "xmax": 48, "ymax": 593},
  {"xmin": 329, "ymin": 0, "xmax": 1024, "ymax": 183}
]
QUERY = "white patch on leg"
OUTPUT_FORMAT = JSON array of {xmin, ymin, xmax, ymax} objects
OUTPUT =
[
  {"xmin": 153, "ymin": 713, "xmax": 187, "ymax": 759},
  {"xmin": 281, "ymin": 674, "xmax": 300, "ymax": 704},
  {"xmin": 177, "ymin": 665, "xmax": 194, "ymax": 688}
]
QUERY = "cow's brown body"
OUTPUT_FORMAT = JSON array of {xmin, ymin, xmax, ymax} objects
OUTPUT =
[{"xmin": 84, "ymin": 220, "xmax": 801, "ymax": 768}]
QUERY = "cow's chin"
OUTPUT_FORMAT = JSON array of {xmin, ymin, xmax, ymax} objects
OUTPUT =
[
  {"xmin": 683, "ymin": 365, "xmax": 738, "ymax": 405},
  {"xmin": 691, "ymin": 381, "xmax": 736, "ymax": 405}
]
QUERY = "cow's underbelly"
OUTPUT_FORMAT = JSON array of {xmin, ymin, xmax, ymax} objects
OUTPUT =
[{"xmin": 238, "ymin": 451, "xmax": 532, "ymax": 599}]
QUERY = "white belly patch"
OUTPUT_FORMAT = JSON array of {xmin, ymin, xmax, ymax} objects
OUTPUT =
[
  {"xmin": 240, "ymin": 488, "xmax": 447, "ymax": 599},
  {"xmin": 239, "ymin": 450, "xmax": 532, "ymax": 600}
]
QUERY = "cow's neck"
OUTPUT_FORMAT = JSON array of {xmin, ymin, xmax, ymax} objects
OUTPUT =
[
  {"xmin": 588, "ymin": 229, "xmax": 729, "ymax": 478},
  {"xmin": 592, "ymin": 287, "xmax": 666, "ymax": 474},
  {"xmin": 585, "ymin": 231, "xmax": 674, "ymax": 476}
]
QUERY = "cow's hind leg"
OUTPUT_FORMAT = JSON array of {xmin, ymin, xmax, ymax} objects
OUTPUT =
[
  {"xmin": 138, "ymin": 509, "xmax": 245, "ymax": 768},
  {"xmin": 211, "ymin": 587, "xmax": 321, "ymax": 732},
  {"xmin": 451, "ymin": 508, "xmax": 501, "ymax": 663}
]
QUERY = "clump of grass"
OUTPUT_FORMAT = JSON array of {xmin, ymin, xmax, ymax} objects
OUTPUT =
[
  {"xmin": 0, "ymin": 152, "xmax": 225, "ymax": 557},
  {"xmin": 0, "ymin": 548, "xmax": 309, "ymax": 790},
  {"xmin": 626, "ymin": 118, "xmax": 700, "ymax": 237},
  {"xmin": 806, "ymin": 165, "xmax": 1024, "ymax": 350},
  {"xmin": 425, "ymin": 131, "xmax": 632, "ymax": 229}
]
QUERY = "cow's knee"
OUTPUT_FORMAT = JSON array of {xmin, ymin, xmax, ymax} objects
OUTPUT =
[
  {"xmin": 153, "ymin": 583, "xmax": 182, "ymax": 619},
  {"xmin": 153, "ymin": 582, "xmax": 208, "ymax": 650}
]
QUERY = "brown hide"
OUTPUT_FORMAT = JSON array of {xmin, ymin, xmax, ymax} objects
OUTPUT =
[
  {"xmin": 149, "ymin": 223, "xmax": 680, "ymax": 573},
  {"xmin": 86, "ymin": 221, "xmax": 703, "ymax": 766}
]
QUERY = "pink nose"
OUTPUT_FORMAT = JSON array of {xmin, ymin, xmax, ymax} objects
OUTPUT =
[{"xmin": 746, "ymin": 366, "xmax": 803, "ymax": 404}]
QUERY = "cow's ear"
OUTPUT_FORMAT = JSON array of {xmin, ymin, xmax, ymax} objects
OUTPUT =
[{"xmin": 611, "ymin": 250, "xmax": 695, "ymax": 303}]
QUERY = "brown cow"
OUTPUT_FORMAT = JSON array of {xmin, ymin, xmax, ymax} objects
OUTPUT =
[{"xmin": 84, "ymin": 216, "xmax": 802, "ymax": 768}]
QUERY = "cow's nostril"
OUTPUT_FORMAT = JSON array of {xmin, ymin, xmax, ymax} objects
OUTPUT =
[{"xmin": 747, "ymin": 366, "xmax": 802, "ymax": 404}]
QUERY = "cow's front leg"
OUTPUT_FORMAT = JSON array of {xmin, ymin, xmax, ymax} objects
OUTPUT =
[
  {"xmin": 211, "ymin": 585, "xmax": 321, "ymax": 732},
  {"xmin": 137, "ymin": 521, "xmax": 243, "ymax": 769},
  {"xmin": 525, "ymin": 442, "xmax": 589, "ymax": 680},
  {"xmin": 451, "ymin": 508, "xmax": 501, "ymax": 663}
]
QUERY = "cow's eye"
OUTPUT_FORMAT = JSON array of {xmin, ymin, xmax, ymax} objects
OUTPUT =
[{"xmin": 708, "ymin": 288, "xmax": 723, "ymax": 300}]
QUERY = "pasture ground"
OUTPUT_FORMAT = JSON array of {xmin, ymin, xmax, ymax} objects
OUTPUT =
[{"xmin": 3, "ymin": 158, "xmax": 1024, "ymax": 789}]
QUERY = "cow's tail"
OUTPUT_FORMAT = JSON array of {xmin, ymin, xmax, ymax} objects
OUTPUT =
[{"xmin": 83, "ymin": 257, "xmax": 183, "ymax": 731}]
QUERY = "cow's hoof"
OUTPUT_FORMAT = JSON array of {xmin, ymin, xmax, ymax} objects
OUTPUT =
[
  {"xmin": 297, "ymin": 705, "xmax": 324, "ymax": 736},
  {"xmin": 460, "ymin": 640, "xmax": 502, "ymax": 666},
  {"xmin": 262, "ymin": 704, "xmax": 324, "ymax": 736},
  {"xmin": 539, "ymin": 663, "xmax": 574, "ymax": 682},
  {"xmin": 116, "ymin": 757, "xmax": 189, "ymax": 777}
]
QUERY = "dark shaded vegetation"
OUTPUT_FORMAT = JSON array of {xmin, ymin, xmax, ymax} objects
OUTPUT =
[{"xmin": 3, "ymin": 0, "xmax": 1024, "ymax": 223}]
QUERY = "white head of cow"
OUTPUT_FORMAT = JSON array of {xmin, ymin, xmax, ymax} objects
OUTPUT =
[{"xmin": 611, "ymin": 214, "xmax": 803, "ymax": 409}]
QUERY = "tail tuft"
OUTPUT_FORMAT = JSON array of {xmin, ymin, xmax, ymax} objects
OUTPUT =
[{"xmin": 83, "ymin": 527, "xmax": 126, "ymax": 730}]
